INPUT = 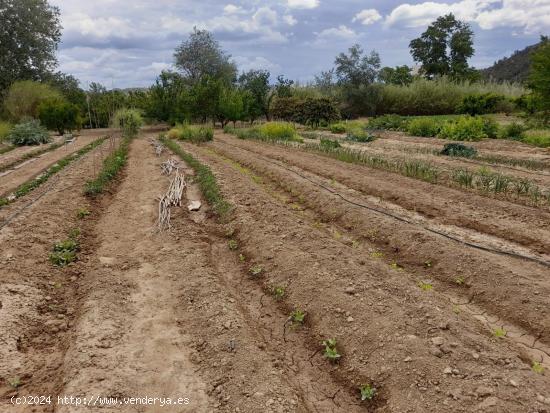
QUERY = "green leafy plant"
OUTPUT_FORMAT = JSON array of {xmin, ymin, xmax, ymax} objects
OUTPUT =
[
  {"xmin": 77, "ymin": 208, "xmax": 90, "ymax": 219},
  {"xmin": 272, "ymin": 286, "xmax": 285, "ymax": 300},
  {"xmin": 418, "ymin": 281, "xmax": 433, "ymax": 291},
  {"xmin": 493, "ymin": 327, "xmax": 507, "ymax": 338},
  {"xmin": 440, "ymin": 143, "xmax": 477, "ymax": 158},
  {"xmin": 360, "ymin": 384, "xmax": 376, "ymax": 401},
  {"xmin": 8, "ymin": 119, "xmax": 51, "ymax": 146},
  {"xmin": 407, "ymin": 117, "xmax": 442, "ymax": 137},
  {"xmin": 368, "ymin": 114, "xmax": 408, "ymax": 131},
  {"xmin": 50, "ymin": 238, "xmax": 79, "ymax": 267},
  {"xmin": 238, "ymin": 253, "xmax": 246, "ymax": 262},
  {"xmin": 455, "ymin": 276, "xmax": 465, "ymax": 285},
  {"xmin": 228, "ymin": 239, "xmax": 238, "ymax": 250},
  {"xmin": 438, "ymin": 116, "xmax": 488, "ymax": 141},
  {"xmin": 167, "ymin": 123, "xmax": 213, "ymax": 143},
  {"xmin": 346, "ymin": 128, "xmax": 376, "ymax": 142},
  {"xmin": 330, "ymin": 123, "xmax": 347, "ymax": 133},
  {"xmin": 499, "ymin": 122, "xmax": 525, "ymax": 140},
  {"xmin": 456, "ymin": 93, "xmax": 505, "ymax": 115},
  {"xmin": 532, "ymin": 361, "xmax": 544, "ymax": 374},
  {"xmin": 249, "ymin": 264, "xmax": 263, "ymax": 277},
  {"xmin": 85, "ymin": 136, "xmax": 131, "ymax": 196},
  {"xmin": 322, "ymin": 338, "xmax": 341, "ymax": 362},
  {"xmin": 7, "ymin": 377, "xmax": 21, "ymax": 388},
  {"xmin": 112, "ymin": 108, "xmax": 143, "ymax": 138},
  {"xmin": 290, "ymin": 309, "xmax": 305, "ymax": 324},
  {"xmin": 38, "ymin": 100, "xmax": 81, "ymax": 135},
  {"xmin": 320, "ymin": 138, "xmax": 341, "ymax": 149}
]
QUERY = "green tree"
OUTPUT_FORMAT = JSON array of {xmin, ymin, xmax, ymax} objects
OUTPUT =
[
  {"xmin": 0, "ymin": 0, "xmax": 61, "ymax": 97},
  {"xmin": 46, "ymin": 72, "xmax": 87, "ymax": 110},
  {"xmin": 218, "ymin": 87, "xmax": 244, "ymax": 127},
  {"xmin": 4, "ymin": 80, "xmax": 62, "ymax": 121},
  {"xmin": 528, "ymin": 37, "xmax": 550, "ymax": 121},
  {"xmin": 274, "ymin": 75, "xmax": 294, "ymax": 98},
  {"xmin": 334, "ymin": 44, "xmax": 380, "ymax": 86},
  {"xmin": 38, "ymin": 100, "xmax": 80, "ymax": 135},
  {"xmin": 238, "ymin": 70, "xmax": 271, "ymax": 121},
  {"xmin": 409, "ymin": 13, "xmax": 474, "ymax": 79},
  {"xmin": 378, "ymin": 66, "xmax": 413, "ymax": 85},
  {"xmin": 174, "ymin": 28, "xmax": 237, "ymax": 85}
]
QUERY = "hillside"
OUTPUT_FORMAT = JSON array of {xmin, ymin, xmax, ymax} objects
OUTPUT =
[{"xmin": 481, "ymin": 40, "xmax": 543, "ymax": 83}]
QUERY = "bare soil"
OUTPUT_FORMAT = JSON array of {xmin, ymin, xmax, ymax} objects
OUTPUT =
[{"xmin": 2, "ymin": 130, "xmax": 549, "ymax": 413}]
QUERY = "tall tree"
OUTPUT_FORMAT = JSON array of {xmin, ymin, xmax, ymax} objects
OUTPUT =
[
  {"xmin": 334, "ymin": 44, "xmax": 380, "ymax": 86},
  {"xmin": 238, "ymin": 70, "xmax": 271, "ymax": 120},
  {"xmin": 409, "ymin": 13, "xmax": 474, "ymax": 79},
  {"xmin": 378, "ymin": 65, "xmax": 413, "ymax": 86},
  {"xmin": 174, "ymin": 28, "xmax": 237, "ymax": 85},
  {"xmin": 0, "ymin": 0, "xmax": 61, "ymax": 96},
  {"xmin": 528, "ymin": 37, "xmax": 550, "ymax": 123}
]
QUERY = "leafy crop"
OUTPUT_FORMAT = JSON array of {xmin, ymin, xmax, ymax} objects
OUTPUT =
[
  {"xmin": 50, "ymin": 236, "xmax": 79, "ymax": 267},
  {"xmin": 368, "ymin": 114, "xmax": 408, "ymax": 131},
  {"xmin": 228, "ymin": 239, "xmax": 238, "ymax": 250},
  {"xmin": 322, "ymin": 338, "xmax": 341, "ymax": 362},
  {"xmin": 440, "ymin": 143, "xmax": 477, "ymax": 158},
  {"xmin": 320, "ymin": 138, "xmax": 341, "ymax": 149},
  {"xmin": 249, "ymin": 264, "xmax": 263, "ymax": 277},
  {"xmin": 290, "ymin": 309, "xmax": 305, "ymax": 324},
  {"xmin": 493, "ymin": 327, "xmax": 507, "ymax": 338},
  {"xmin": 360, "ymin": 384, "xmax": 376, "ymax": 401},
  {"xmin": 8, "ymin": 119, "xmax": 50, "ymax": 146},
  {"xmin": 346, "ymin": 128, "xmax": 376, "ymax": 142},
  {"xmin": 85, "ymin": 136, "xmax": 131, "ymax": 196}
]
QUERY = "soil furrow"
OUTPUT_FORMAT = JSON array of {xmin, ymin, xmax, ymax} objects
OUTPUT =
[{"xmin": 177, "ymin": 140, "xmax": 550, "ymax": 413}]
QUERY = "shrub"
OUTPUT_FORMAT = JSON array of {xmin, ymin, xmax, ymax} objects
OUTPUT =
[
  {"xmin": 330, "ymin": 123, "xmax": 347, "ymax": 133},
  {"xmin": 320, "ymin": 138, "xmax": 341, "ymax": 149},
  {"xmin": 257, "ymin": 122, "xmax": 300, "ymax": 141},
  {"xmin": 457, "ymin": 93, "xmax": 505, "ymax": 115},
  {"xmin": 346, "ymin": 128, "xmax": 376, "ymax": 142},
  {"xmin": 481, "ymin": 117, "xmax": 499, "ymax": 138},
  {"xmin": 296, "ymin": 97, "xmax": 340, "ymax": 127},
  {"xmin": 368, "ymin": 114, "xmax": 408, "ymax": 130},
  {"xmin": 440, "ymin": 143, "xmax": 477, "ymax": 158},
  {"xmin": 499, "ymin": 122, "xmax": 525, "ymax": 140},
  {"xmin": 407, "ymin": 117, "xmax": 441, "ymax": 137},
  {"xmin": 112, "ymin": 108, "xmax": 143, "ymax": 138},
  {"xmin": 168, "ymin": 124, "xmax": 213, "ymax": 143},
  {"xmin": 0, "ymin": 121, "xmax": 13, "ymax": 143},
  {"xmin": 8, "ymin": 119, "xmax": 51, "ymax": 146},
  {"xmin": 38, "ymin": 100, "xmax": 81, "ymax": 135},
  {"xmin": 4, "ymin": 81, "xmax": 63, "ymax": 122},
  {"xmin": 438, "ymin": 116, "xmax": 488, "ymax": 141},
  {"xmin": 522, "ymin": 130, "xmax": 550, "ymax": 148}
]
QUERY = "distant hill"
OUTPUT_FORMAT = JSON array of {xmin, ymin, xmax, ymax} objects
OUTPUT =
[{"xmin": 481, "ymin": 40, "xmax": 544, "ymax": 83}]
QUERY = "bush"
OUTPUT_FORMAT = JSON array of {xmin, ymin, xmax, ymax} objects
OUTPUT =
[
  {"xmin": 438, "ymin": 116, "xmax": 487, "ymax": 141},
  {"xmin": 368, "ymin": 114, "xmax": 408, "ymax": 131},
  {"xmin": 320, "ymin": 138, "xmax": 341, "ymax": 149},
  {"xmin": 522, "ymin": 130, "xmax": 550, "ymax": 148},
  {"xmin": 440, "ymin": 143, "xmax": 477, "ymax": 158},
  {"xmin": 257, "ymin": 122, "xmax": 299, "ymax": 140},
  {"xmin": 0, "ymin": 121, "xmax": 13, "ymax": 143},
  {"xmin": 112, "ymin": 108, "xmax": 143, "ymax": 138},
  {"xmin": 4, "ymin": 81, "xmax": 63, "ymax": 122},
  {"xmin": 168, "ymin": 124, "xmax": 213, "ymax": 143},
  {"xmin": 407, "ymin": 117, "xmax": 441, "ymax": 137},
  {"xmin": 346, "ymin": 128, "xmax": 376, "ymax": 142},
  {"xmin": 330, "ymin": 123, "xmax": 347, "ymax": 133},
  {"xmin": 38, "ymin": 100, "xmax": 81, "ymax": 135},
  {"xmin": 8, "ymin": 119, "xmax": 51, "ymax": 146},
  {"xmin": 457, "ymin": 93, "xmax": 505, "ymax": 115},
  {"xmin": 499, "ymin": 122, "xmax": 525, "ymax": 140},
  {"xmin": 270, "ymin": 97, "xmax": 340, "ymax": 127}
]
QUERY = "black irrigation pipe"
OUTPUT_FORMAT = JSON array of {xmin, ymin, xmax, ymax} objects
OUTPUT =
[{"xmin": 219, "ymin": 139, "xmax": 550, "ymax": 268}]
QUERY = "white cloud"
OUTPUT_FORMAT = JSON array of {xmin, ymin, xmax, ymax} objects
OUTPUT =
[
  {"xmin": 385, "ymin": 0, "xmax": 550, "ymax": 34},
  {"xmin": 284, "ymin": 14, "xmax": 298, "ymax": 26},
  {"xmin": 317, "ymin": 25, "xmax": 357, "ymax": 40},
  {"xmin": 287, "ymin": 0, "xmax": 319, "ymax": 9},
  {"xmin": 233, "ymin": 56, "xmax": 281, "ymax": 72},
  {"xmin": 353, "ymin": 9, "xmax": 382, "ymax": 25},
  {"xmin": 63, "ymin": 13, "xmax": 137, "ymax": 39},
  {"xmin": 223, "ymin": 4, "xmax": 245, "ymax": 15}
]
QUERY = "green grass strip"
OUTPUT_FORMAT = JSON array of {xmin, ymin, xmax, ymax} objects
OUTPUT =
[
  {"xmin": 160, "ymin": 135, "xmax": 232, "ymax": 218},
  {"xmin": 0, "ymin": 137, "xmax": 107, "ymax": 208},
  {"xmin": 0, "ymin": 142, "xmax": 65, "ymax": 173},
  {"xmin": 84, "ymin": 136, "xmax": 132, "ymax": 196},
  {"xmin": 0, "ymin": 145, "xmax": 15, "ymax": 155}
]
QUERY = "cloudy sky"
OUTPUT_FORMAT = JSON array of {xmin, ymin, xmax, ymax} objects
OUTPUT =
[{"xmin": 49, "ymin": 0, "xmax": 550, "ymax": 89}]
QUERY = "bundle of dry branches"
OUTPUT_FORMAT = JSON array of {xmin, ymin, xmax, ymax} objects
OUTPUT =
[
  {"xmin": 161, "ymin": 158, "xmax": 180, "ymax": 175},
  {"xmin": 150, "ymin": 139, "xmax": 164, "ymax": 156},
  {"xmin": 157, "ymin": 170, "xmax": 186, "ymax": 231}
]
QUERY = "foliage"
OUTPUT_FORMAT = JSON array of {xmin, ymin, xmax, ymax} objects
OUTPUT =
[
  {"xmin": 481, "ymin": 40, "xmax": 544, "ymax": 83},
  {"xmin": 257, "ymin": 122, "xmax": 299, "ymax": 141},
  {"xmin": 438, "ymin": 116, "xmax": 489, "ymax": 141},
  {"xmin": 522, "ymin": 130, "xmax": 550, "ymax": 148},
  {"xmin": 499, "ymin": 122, "xmax": 525, "ymax": 140},
  {"xmin": 49, "ymin": 237, "xmax": 79, "ymax": 267},
  {"xmin": 38, "ymin": 100, "xmax": 81, "ymax": 135},
  {"xmin": 493, "ymin": 327, "xmax": 507, "ymax": 338},
  {"xmin": 320, "ymin": 138, "xmax": 341, "ymax": 149},
  {"xmin": 4, "ymin": 81, "xmax": 63, "ymax": 121},
  {"xmin": 528, "ymin": 38, "xmax": 550, "ymax": 114},
  {"xmin": 378, "ymin": 65, "xmax": 413, "ymax": 85},
  {"xmin": 8, "ymin": 119, "xmax": 50, "ymax": 146},
  {"xmin": 290, "ymin": 309, "xmax": 305, "ymax": 324},
  {"xmin": 322, "ymin": 338, "xmax": 341, "ymax": 362},
  {"xmin": 85, "ymin": 136, "xmax": 131, "ymax": 196},
  {"xmin": 440, "ymin": 143, "xmax": 477, "ymax": 158},
  {"xmin": 0, "ymin": 137, "xmax": 106, "ymax": 208},
  {"xmin": 218, "ymin": 87, "xmax": 245, "ymax": 126},
  {"xmin": 167, "ymin": 123, "xmax": 213, "ymax": 143},
  {"xmin": 270, "ymin": 96, "xmax": 300, "ymax": 122},
  {"xmin": 360, "ymin": 384, "xmax": 376, "ymax": 401},
  {"xmin": 368, "ymin": 114, "xmax": 408, "ymax": 130},
  {"xmin": 249, "ymin": 264, "xmax": 263, "ymax": 277},
  {"xmin": 407, "ymin": 117, "xmax": 442, "ymax": 137},
  {"xmin": 228, "ymin": 240, "xmax": 238, "ymax": 250},
  {"xmin": 532, "ymin": 361, "xmax": 544, "ymax": 374},
  {"xmin": 335, "ymin": 44, "xmax": 380, "ymax": 86},
  {"xmin": 0, "ymin": 121, "xmax": 13, "ymax": 142},
  {"xmin": 160, "ymin": 136, "xmax": 232, "ymax": 217},
  {"xmin": 409, "ymin": 13, "xmax": 475, "ymax": 79},
  {"xmin": 0, "ymin": 0, "xmax": 61, "ymax": 96},
  {"xmin": 112, "ymin": 108, "xmax": 143, "ymax": 138},
  {"xmin": 346, "ymin": 128, "xmax": 376, "ymax": 142},
  {"xmin": 238, "ymin": 70, "xmax": 270, "ymax": 121},
  {"xmin": 329, "ymin": 123, "xmax": 347, "ymax": 133},
  {"xmin": 457, "ymin": 93, "xmax": 505, "ymax": 115},
  {"xmin": 174, "ymin": 28, "xmax": 237, "ymax": 85},
  {"xmin": 296, "ymin": 97, "xmax": 340, "ymax": 127}
]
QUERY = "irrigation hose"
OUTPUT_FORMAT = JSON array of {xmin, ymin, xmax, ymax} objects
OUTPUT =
[{"xmin": 218, "ymin": 140, "xmax": 550, "ymax": 269}]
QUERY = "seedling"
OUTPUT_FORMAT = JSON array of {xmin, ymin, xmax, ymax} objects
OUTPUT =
[
  {"xmin": 272, "ymin": 286, "xmax": 285, "ymax": 300},
  {"xmin": 50, "ymin": 238, "xmax": 79, "ymax": 267},
  {"xmin": 77, "ymin": 208, "xmax": 90, "ymax": 219},
  {"xmin": 370, "ymin": 251, "xmax": 384, "ymax": 259},
  {"xmin": 290, "ymin": 309, "xmax": 305, "ymax": 325},
  {"xmin": 322, "ymin": 338, "xmax": 341, "ymax": 362},
  {"xmin": 455, "ymin": 276, "xmax": 465, "ymax": 285},
  {"xmin": 7, "ymin": 377, "xmax": 21, "ymax": 388},
  {"xmin": 424, "ymin": 260, "xmax": 432, "ymax": 268},
  {"xmin": 418, "ymin": 281, "xmax": 433, "ymax": 291},
  {"xmin": 249, "ymin": 264, "xmax": 263, "ymax": 277},
  {"xmin": 493, "ymin": 327, "xmax": 507, "ymax": 338},
  {"xmin": 228, "ymin": 239, "xmax": 238, "ymax": 250},
  {"xmin": 390, "ymin": 262, "xmax": 403, "ymax": 270},
  {"xmin": 532, "ymin": 361, "xmax": 544, "ymax": 374},
  {"xmin": 352, "ymin": 240, "xmax": 360, "ymax": 248},
  {"xmin": 225, "ymin": 228, "xmax": 235, "ymax": 238},
  {"xmin": 360, "ymin": 384, "xmax": 376, "ymax": 401},
  {"xmin": 68, "ymin": 228, "xmax": 80, "ymax": 239},
  {"xmin": 238, "ymin": 254, "xmax": 246, "ymax": 262}
]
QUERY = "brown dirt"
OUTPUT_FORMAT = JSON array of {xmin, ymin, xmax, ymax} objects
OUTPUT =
[
  {"xmin": 2, "ymin": 129, "xmax": 550, "ymax": 413},
  {"xmin": 0, "ymin": 137, "xmax": 65, "ymax": 170}
]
